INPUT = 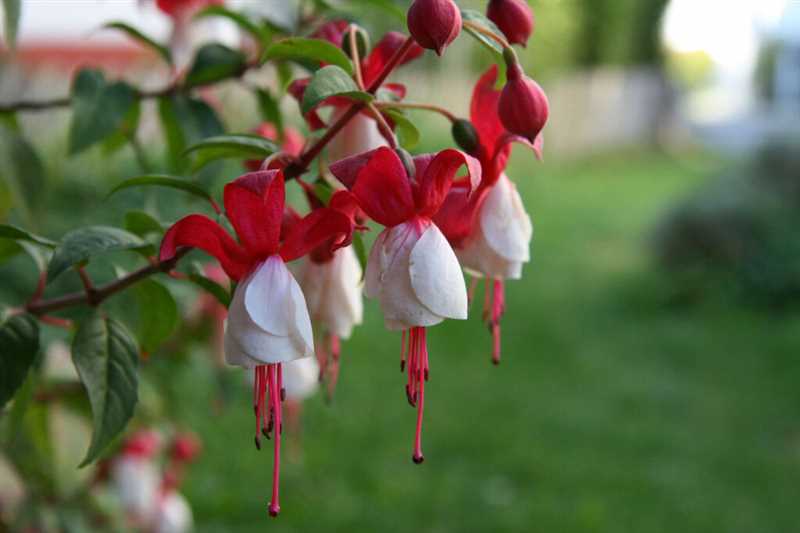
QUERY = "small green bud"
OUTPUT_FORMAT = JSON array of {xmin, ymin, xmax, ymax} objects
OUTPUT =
[
  {"xmin": 342, "ymin": 25, "xmax": 370, "ymax": 60},
  {"xmin": 451, "ymin": 119, "xmax": 480, "ymax": 155}
]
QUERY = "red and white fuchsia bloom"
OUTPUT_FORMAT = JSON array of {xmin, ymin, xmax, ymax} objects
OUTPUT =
[
  {"xmin": 153, "ymin": 491, "xmax": 193, "ymax": 533},
  {"xmin": 436, "ymin": 65, "xmax": 542, "ymax": 364},
  {"xmin": 110, "ymin": 430, "xmax": 162, "ymax": 523},
  {"xmin": 160, "ymin": 170, "xmax": 352, "ymax": 516},
  {"xmin": 331, "ymin": 146, "xmax": 480, "ymax": 463}
]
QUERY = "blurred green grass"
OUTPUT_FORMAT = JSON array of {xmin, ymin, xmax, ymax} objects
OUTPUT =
[{"xmin": 164, "ymin": 149, "xmax": 800, "ymax": 533}]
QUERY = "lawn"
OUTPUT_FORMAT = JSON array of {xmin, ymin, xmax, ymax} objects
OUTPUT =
[{"xmin": 160, "ymin": 149, "xmax": 800, "ymax": 533}]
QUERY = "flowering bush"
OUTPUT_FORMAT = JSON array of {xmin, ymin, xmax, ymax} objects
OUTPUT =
[{"xmin": 0, "ymin": 0, "xmax": 548, "ymax": 528}]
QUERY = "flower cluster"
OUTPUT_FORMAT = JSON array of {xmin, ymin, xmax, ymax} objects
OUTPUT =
[{"xmin": 159, "ymin": 0, "xmax": 548, "ymax": 519}]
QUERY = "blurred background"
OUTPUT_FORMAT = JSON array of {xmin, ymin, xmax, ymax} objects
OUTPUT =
[{"xmin": 1, "ymin": 0, "xmax": 800, "ymax": 531}]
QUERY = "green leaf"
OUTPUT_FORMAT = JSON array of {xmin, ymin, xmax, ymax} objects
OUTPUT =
[
  {"xmin": 68, "ymin": 70, "xmax": 138, "ymax": 155},
  {"xmin": 383, "ymin": 109, "xmax": 420, "ymax": 149},
  {"xmin": 262, "ymin": 38, "xmax": 353, "ymax": 74},
  {"xmin": 47, "ymin": 226, "xmax": 145, "ymax": 281},
  {"xmin": 185, "ymin": 43, "xmax": 247, "ymax": 87},
  {"xmin": 195, "ymin": 5, "xmax": 271, "ymax": 47},
  {"xmin": 352, "ymin": 232, "xmax": 367, "ymax": 276},
  {"xmin": 109, "ymin": 174, "xmax": 217, "ymax": 207},
  {"xmin": 0, "ymin": 224, "xmax": 57, "ymax": 247},
  {"xmin": 2, "ymin": 0, "xmax": 20, "ymax": 49},
  {"xmin": 183, "ymin": 134, "xmax": 279, "ymax": 172},
  {"xmin": 103, "ymin": 22, "xmax": 172, "ymax": 65},
  {"xmin": 301, "ymin": 65, "xmax": 371, "ymax": 114},
  {"xmin": 461, "ymin": 9, "xmax": 505, "ymax": 55},
  {"xmin": 0, "ymin": 314, "xmax": 39, "ymax": 408},
  {"xmin": 124, "ymin": 210, "xmax": 164, "ymax": 238},
  {"xmin": 158, "ymin": 94, "xmax": 225, "ymax": 172},
  {"xmin": 254, "ymin": 88, "xmax": 283, "ymax": 135},
  {"xmin": 187, "ymin": 263, "xmax": 230, "ymax": 308},
  {"xmin": 101, "ymin": 98, "xmax": 142, "ymax": 156},
  {"xmin": 72, "ymin": 313, "xmax": 139, "ymax": 467},
  {"xmin": 0, "ymin": 124, "xmax": 47, "ymax": 214},
  {"xmin": 134, "ymin": 279, "xmax": 178, "ymax": 353},
  {"xmin": 313, "ymin": 178, "xmax": 334, "ymax": 205}
]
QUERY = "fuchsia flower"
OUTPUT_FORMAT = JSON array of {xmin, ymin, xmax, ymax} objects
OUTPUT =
[
  {"xmin": 435, "ymin": 65, "xmax": 541, "ymax": 364},
  {"xmin": 289, "ymin": 30, "xmax": 423, "ymax": 160},
  {"xmin": 160, "ymin": 170, "xmax": 352, "ymax": 517},
  {"xmin": 111, "ymin": 430, "xmax": 162, "ymax": 523},
  {"xmin": 331, "ymin": 146, "xmax": 481, "ymax": 463},
  {"xmin": 245, "ymin": 123, "xmax": 305, "ymax": 172},
  {"xmin": 407, "ymin": 0, "xmax": 462, "ymax": 56},
  {"xmin": 486, "ymin": 0, "xmax": 535, "ymax": 46}
]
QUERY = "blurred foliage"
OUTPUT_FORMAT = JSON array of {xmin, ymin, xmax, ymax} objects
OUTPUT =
[
  {"xmin": 665, "ymin": 50, "xmax": 713, "ymax": 90},
  {"xmin": 754, "ymin": 40, "xmax": 781, "ymax": 102},
  {"xmin": 653, "ymin": 138, "xmax": 800, "ymax": 308}
]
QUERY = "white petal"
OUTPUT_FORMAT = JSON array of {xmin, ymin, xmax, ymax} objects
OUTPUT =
[
  {"xmin": 244, "ymin": 256, "xmax": 293, "ymax": 336},
  {"xmin": 327, "ymin": 109, "xmax": 387, "ymax": 164},
  {"xmin": 409, "ymin": 224, "xmax": 468, "ymax": 320},
  {"xmin": 288, "ymin": 274, "xmax": 315, "ymax": 358},
  {"xmin": 282, "ymin": 357, "xmax": 319, "ymax": 401},
  {"xmin": 112, "ymin": 458, "xmax": 160, "ymax": 519},
  {"xmin": 481, "ymin": 174, "xmax": 533, "ymax": 263},
  {"xmin": 154, "ymin": 492, "xmax": 193, "ymax": 533}
]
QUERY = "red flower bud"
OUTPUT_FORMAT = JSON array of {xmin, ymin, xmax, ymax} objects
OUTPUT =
[
  {"xmin": 498, "ymin": 63, "xmax": 548, "ymax": 144},
  {"xmin": 407, "ymin": 0, "xmax": 462, "ymax": 56},
  {"xmin": 486, "ymin": 0, "xmax": 534, "ymax": 46}
]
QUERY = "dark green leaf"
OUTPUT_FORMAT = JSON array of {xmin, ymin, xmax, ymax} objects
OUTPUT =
[
  {"xmin": 183, "ymin": 134, "xmax": 279, "ymax": 171},
  {"xmin": 134, "ymin": 279, "xmax": 178, "ymax": 353},
  {"xmin": 2, "ymin": 0, "xmax": 20, "ymax": 49},
  {"xmin": 124, "ymin": 210, "xmax": 164, "ymax": 238},
  {"xmin": 103, "ymin": 22, "xmax": 172, "ymax": 65},
  {"xmin": 101, "ymin": 98, "xmax": 142, "ymax": 156},
  {"xmin": 187, "ymin": 263, "xmax": 230, "ymax": 308},
  {"xmin": 352, "ymin": 232, "xmax": 367, "ymax": 276},
  {"xmin": 195, "ymin": 6, "xmax": 271, "ymax": 47},
  {"xmin": 68, "ymin": 70, "xmax": 138, "ymax": 154},
  {"xmin": 461, "ymin": 9, "xmax": 505, "ymax": 55},
  {"xmin": 0, "ymin": 314, "xmax": 39, "ymax": 408},
  {"xmin": 72, "ymin": 313, "xmax": 139, "ymax": 467},
  {"xmin": 301, "ymin": 65, "xmax": 371, "ymax": 114},
  {"xmin": 262, "ymin": 38, "xmax": 353, "ymax": 74},
  {"xmin": 383, "ymin": 108, "xmax": 420, "ymax": 149},
  {"xmin": 109, "ymin": 174, "xmax": 217, "ymax": 207},
  {"xmin": 48, "ymin": 226, "xmax": 145, "ymax": 281},
  {"xmin": 0, "ymin": 224, "xmax": 57, "ymax": 247},
  {"xmin": 0, "ymin": 125, "xmax": 47, "ymax": 213},
  {"xmin": 185, "ymin": 43, "xmax": 247, "ymax": 87},
  {"xmin": 158, "ymin": 94, "xmax": 225, "ymax": 172},
  {"xmin": 254, "ymin": 88, "xmax": 283, "ymax": 135}
]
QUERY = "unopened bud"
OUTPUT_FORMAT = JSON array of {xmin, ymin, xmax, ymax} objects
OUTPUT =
[
  {"xmin": 498, "ymin": 69, "xmax": 549, "ymax": 144},
  {"xmin": 341, "ymin": 25, "xmax": 371, "ymax": 60},
  {"xmin": 451, "ymin": 119, "xmax": 480, "ymax": 155},
  {"xmin": 487, "ymin": 0, "xmax": 535, "ymax": 47},
  {"xmin": 407, "ymin": 0, "xmax": 462, "ymax": 56}
]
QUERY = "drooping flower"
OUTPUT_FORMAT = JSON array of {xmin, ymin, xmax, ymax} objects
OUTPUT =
[
  {"xmin": 160, "ymin": 169, "xmax": 352, "ymax": 517},
  {"xmin": 331, "ymin": 146, "xmax": 481, "ymax": 463},
  {"xmin": 288, "ymin": 31, "xmax": 423, "ymax": 160},
  {"xmin": 110, "ymin": 430, "xmax": 162, "ymax": 524},
  {"xmin": 245, "ymin": 123, "xmax": 305, "ymax": 172},
  {"xmin": 498, "ymin": 60, "xmax": 549, "ymax": 144},
  {"xmin": 407, "ymin": 0, "xmax": 462, "ymax": 56},
  {"xmin": 435, "ymin": 65, "xmax": 540, "ymax": 364},
  {"xmin": 486, "ymin": 0, "xmax": 535, "ymax": 47}
]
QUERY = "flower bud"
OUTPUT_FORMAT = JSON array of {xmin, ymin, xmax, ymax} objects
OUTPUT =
[
  {"xmin": 498, "ymin": 63, "xmax": 549, "ymax": 143},
  {"xmin": 407, "ymin": 0, "xmax": 462, "ymax": 56},
  {"xmin": 451, "ymin": 119, "xmax": 480, "ymax": 155},
  {"xmin": 341, "ymin": 25, "xmax": 371, "ymax": 60},
  {"xmin": 486, "ymin": 0, "xmax": 534, "ymax": 47}
]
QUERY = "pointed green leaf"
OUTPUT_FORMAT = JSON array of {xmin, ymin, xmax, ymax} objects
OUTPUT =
[
  {"xmin": 134, "ymin": 279, "xmax": 178, "ymax": 353},
  {"xmin": 72, "ymin": 313, "xmax": 138, "ymax": 467},
  {"xmin": 158, "ymin": 94, "xmax": 225, "ymax": 172},
  {"xmin": 460, "ymin": 9, "xmax": 505, "ymax": 55},
  {"xmin": 383, "ymin": 108, "xmax": 420, "ymax": 149},
  {"xmin": 185, "ymin": 43, "xmax": 247, "ymax": 87},
  {"xmin": 103, "ymin": 22, "xmax": 172, "ymax": 65},
  {"xmin": 0, "ymin": 224, "xmax": 57, "ymax": 247},
  {"xmin": 262, "ymin": 38, "xmax": 353, "ymax": 74},
  {"xmin": 2, "ymin": 0, "xmax": 20, "ymax": 49},
  {"xmin": 301, "ymin": 65, "xmax": 372, "ymax": 114},
  {"xmin": 0, "ymin": 124, "xmax": 47, "ymax": 214},
  {"xmin": 109, "ymin": 174, "xmax": 217, "ymax": 207},
  {"xmin": 68, "ymin": 70, "xmax": 138, "ymax": 155},
  {"xmin": 48, "ymin": 226, "xmax": 146, "ymax": 281},
  {"xmin": 0, "ymin": 314, "xmax": 40, "ymax": 408},
  {"xmin": 183, "ymin": 134, "xmax": 279, "ymax": 171}
]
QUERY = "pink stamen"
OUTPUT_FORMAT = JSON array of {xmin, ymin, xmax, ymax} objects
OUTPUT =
[
  {"xmin": 412, "ymin": 327, "xmax": 426, "ymax": 464},
  {"xmin": 267, "ymin": 363, "xmax": 282, "ymax": 517}
]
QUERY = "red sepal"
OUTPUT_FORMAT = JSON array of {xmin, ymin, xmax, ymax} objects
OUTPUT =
[
  {"xmin": 350, "ymin": 147, "xmax": 415, "ymax": 227},
  {"xmin": 280, "ymin": 208, "xmax": 353, "ymax": 262},
  {"xmin": 223, "ymin": 171, "xmax": 285, "ymax": 258},
  {"xmin": 413, "ymin": 149, "xmax": 482, "ymax": 217}
]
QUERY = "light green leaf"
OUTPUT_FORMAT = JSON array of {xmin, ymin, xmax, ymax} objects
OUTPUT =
[
  {"xmin": 383, "ymin": 108, "xmax": 420, "ymax": 149},
  {"xmin": 124, "ymin": 210, "xmax": 164, "ymax": 238},
  {"xmin": 109, "ymin": 174, "xmax": 217, "ymax": 207},
  {"xmin": 47, "ymin": 226, "xmax": 145, "ymax": 281},
  {"xmin": 0, "ymin": 314, "xmax": 39, "ymax": 408},
  {"xmin": 2, "ymin": 0, "xmax": 20, "ymax": 49},
  {"xmin": 68, "ymin": 70, "xmax": 138, "ymax": 155},
  {"xmin": 461, "ymin": 9, "xmax": 505, "ymax": 55},
  {"xmin": 262, "ymin": 38, "xmax": 353, "ymax": 74},
  {"xmin": 195, "ymin": 6, "xmax": 271, "ymax": 47},
  {"xmin": 134, "ymin": 279, "xmax": 178, "ymax": 353},
  {"xmin": 185, "ymin": 43, "xmax": 247, "ymax": 87},
  {"xmin": 301, "ymin": 65, "xmax": 371, "ymax": 114},
  {"xmin": 0, "ymin": 224, "xmax": 57, "ymax": 247},
  {"xmin": 183, "ymin": 134, "xmax": 279, "ymax": 172},
  {"xmin": 72, "ymin": 312, "xmax": 139, "ymax": 467},
  {"xmin": 313, "ymin": 178, "xmax": 334, "ymax": 205},
  {"xmin": 103, "ymin": 22, "xmax": 172, "ymax": 65}
]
